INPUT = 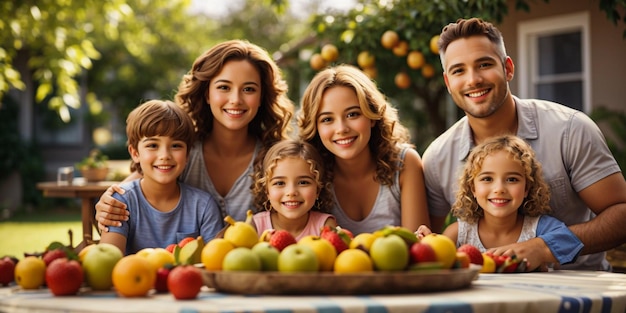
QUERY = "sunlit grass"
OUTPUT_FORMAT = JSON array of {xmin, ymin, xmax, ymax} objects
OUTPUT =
[
  {"xmin": 0, "ymin": 203, "xmax": 92, "ymax": 259},
  {"xmin": 0, "ymin": 221, "xmax": 83, "ymax": 257}
]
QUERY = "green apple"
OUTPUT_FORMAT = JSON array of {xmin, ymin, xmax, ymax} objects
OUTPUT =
[
  {"xmin": 222, "ymin": 247, "xmax": 262, "ymax": 271},
  {"xmin": 277, "ymin": 244, "xmax": 319, "ymax": 273},
  {"xmin": 298, "ymin": 235, "xmax": 336, "ymax": 271},
  {"xmin": 82, "ymin": 243, "xmax": 123, "ymax": 290},
  {"xmin": 251, "ymin": 242, "xmax": 280, "ymax": 271},
  {"xmin": 369, "ymin": 234, "xmax": 409, "ymax": 271}
]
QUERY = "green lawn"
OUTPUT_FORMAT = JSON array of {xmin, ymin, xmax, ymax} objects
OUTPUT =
[{"xmin": 0, "ymin": 203, "xmax": 93, "ymax": 259}]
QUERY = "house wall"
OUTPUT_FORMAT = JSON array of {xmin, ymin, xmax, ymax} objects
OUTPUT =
[{"xmin": 499, "ymin": 0, "xmax": 626, "ymax": 113}]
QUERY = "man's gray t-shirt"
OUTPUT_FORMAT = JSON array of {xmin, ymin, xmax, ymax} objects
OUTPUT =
[{"xmin": 422, "ymin": 97, "xmax": 620, "ymax": 271}]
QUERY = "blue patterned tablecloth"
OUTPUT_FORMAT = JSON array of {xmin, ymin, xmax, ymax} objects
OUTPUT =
[{"xmin": 1, "ymin": 270, "xmax": 624, "ymax": 313}]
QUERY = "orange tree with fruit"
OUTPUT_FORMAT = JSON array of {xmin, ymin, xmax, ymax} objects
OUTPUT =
[{"xmin": 302, "ymin": 0, "xmax": 626, "ymax": 148}]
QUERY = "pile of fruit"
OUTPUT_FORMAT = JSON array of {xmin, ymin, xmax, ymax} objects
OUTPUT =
[
  {"xmin": 199, "ymin": 211, "xmax": 525, "ymax": 274},
  {"xmin": 0, "ymin": 236, "xmax": 207, "ymax": 300},
  {"xmin": 0, "ymin": 211, "xmax": 526, "ymax": 300}
]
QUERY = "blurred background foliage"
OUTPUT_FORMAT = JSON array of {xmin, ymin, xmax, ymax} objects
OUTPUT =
[{"xmin": 0, "ymin": 0, "xmax": 625, "ymax": 208}]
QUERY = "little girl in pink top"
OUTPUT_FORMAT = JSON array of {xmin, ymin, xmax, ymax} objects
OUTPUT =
[{"xmin": 250, "ymin": 139, "xmax": 336, "ymax": 240}]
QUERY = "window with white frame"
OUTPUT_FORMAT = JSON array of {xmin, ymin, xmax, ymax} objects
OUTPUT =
[{"xmin": 517, "ymin": 12, "xmax": 591, "ymax": 113}]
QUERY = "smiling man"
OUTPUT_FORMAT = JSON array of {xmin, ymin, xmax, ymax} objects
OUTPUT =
[{"xmin": 422, "ymin": 17, "xmax": 626, "ymax": 271}]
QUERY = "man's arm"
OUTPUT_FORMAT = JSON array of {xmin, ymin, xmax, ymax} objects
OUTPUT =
[{"xmin": 573, "ymin": 172, "xmax": 626, "ymax": 254}]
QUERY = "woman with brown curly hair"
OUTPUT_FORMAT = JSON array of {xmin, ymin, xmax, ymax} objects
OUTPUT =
[
  {"xmin": 297, "ymin": 64, "xmax": 429, "ymax": 234},
  {"xmin": 95, "ymin": 40, "xmax": 295, "ymax": 229}
]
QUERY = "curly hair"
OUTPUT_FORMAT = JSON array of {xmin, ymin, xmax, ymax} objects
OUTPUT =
[
  {"xmin": 297, "ymin": 64, "xmax": 412, "ymax": 185},
  {"xmin": 452, "ymin": 135, "xmax": 551, "ymax": 224},
  {"xmin": 251, "ymin": 139, "xmax": 334, "ymax": 213},
  {"xmin": 174, "ymin": 39, "xmax": 293, "ymax": 146},
  {"xmin": 126, "ymin": 100, "xmax": 195, "ymax": 175}
]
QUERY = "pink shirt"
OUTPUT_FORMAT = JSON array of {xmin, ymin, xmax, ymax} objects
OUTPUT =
[{"xmin": 253, "ymin": 211, "xmax": 335, "ymax": 240}]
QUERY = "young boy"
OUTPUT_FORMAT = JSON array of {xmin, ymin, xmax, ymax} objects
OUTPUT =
[{"xmin": 99, "ymin": 100, "xmax": 223, "ymax": 255}]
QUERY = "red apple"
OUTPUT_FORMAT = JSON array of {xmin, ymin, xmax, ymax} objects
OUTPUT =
[
  {"xmin": 0, "ymin": 256, "xmax": 16, "ymax": 286},
  {"xmin": 178, "ymin": 237, "xmax": 195, "ymax": 248},
  {"xmin": 457, "ymin": 244, "xmax": 484, "ymax": 265},
  {"xmin": 154, "ymin": 267, "xmax": 171, "ymax": 293},
  {"xmin": 167, "ymin": 265, "xmax": 203, "ymax": 300},
  {"xmin": 165, "ymin": 244, "xmax": 177, "ymax": 253},
  {"xmin": 409, "ymin": 242, "xmax": 438, "ymax": 264},
  {"xmin": 45, "ymin": 258, "xmax": 84, "ymax": 296},
  {"xmin": 43, "ymin": 249, "xmax": 67, "ymax": 266}
]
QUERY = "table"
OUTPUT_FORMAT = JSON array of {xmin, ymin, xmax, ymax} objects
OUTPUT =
[
  {"xmin": 36, "ymin": 180, "xmax": 119, "ymax": 249},
  {"xmin": 1, "ymin": 271, "xmax": 625, "ymax": 313}
]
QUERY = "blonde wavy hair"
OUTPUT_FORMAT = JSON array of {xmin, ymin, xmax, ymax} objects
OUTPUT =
[
  {"xmin": 297, "ymin": 64, "xmax": 412, "ymax": 185},
  {"xmin": 174, "ymin": 40, "xmax": 294, "ymax": 145},
  {"xmin": 452, "ymin": 135, "xmax": 551, "ymax": 224},
  {"xmin": 251, "ymin": 140, "xmax": 333, "ymax": 213}
]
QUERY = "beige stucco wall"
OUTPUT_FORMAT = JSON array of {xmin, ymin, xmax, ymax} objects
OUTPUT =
[{"xmin": 498, "ymin": 0, "xmax": 626, "ymax": 113}]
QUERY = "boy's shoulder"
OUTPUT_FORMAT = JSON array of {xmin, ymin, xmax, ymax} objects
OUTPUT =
[{"xmin": 113, "ymin": 180, "xmax": 141, "ymax": 200}]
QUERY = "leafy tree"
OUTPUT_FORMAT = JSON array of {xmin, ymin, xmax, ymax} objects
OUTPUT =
[
  {"xmin": 1, "ymin": 1, "xmax": 125, "ymax": 119},
  {"xmin": 306, "ymin": 0, "xmax": 626, "ymax": 150},
  {"xmin": 0, "ymin": 0, "xmax": 209, "ymax": 122},
  {"xmin": 86, "ymin": 0, "xmax": 214, "ymax": 126}
]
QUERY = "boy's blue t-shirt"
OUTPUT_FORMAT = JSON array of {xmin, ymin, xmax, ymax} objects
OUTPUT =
[{"xmin": 108, "ymin": 179, "xmax": 224, "ymax": 254}]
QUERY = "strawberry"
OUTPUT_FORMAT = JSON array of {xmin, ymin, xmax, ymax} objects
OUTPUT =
[
  {"xmin": 267, "ymin": 229, "xmax": 297, "ymax": 252},
  {"xmin": 320, "ymin": 226, "xmax": 350, "ymax": 254},
  {"xmin": 457, "ymin": 244, "xmax": 483, "ymax": 266}
]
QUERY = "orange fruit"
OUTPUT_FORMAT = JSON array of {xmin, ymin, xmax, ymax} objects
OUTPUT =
[
  {"xmin": 112, "ymin": 255, "xmax": 156, "ymax": 297},
  {"xmin": 310, "ymin": 53, "xmax": 326, "ymax": 71},
  {"xmin": 392, "ymin": 40, "xmax": 409, "ymax": 57},
  {"xmin": 201, "ymin": 238, "xmax": 235, "ymax": 271},
  {"xmin": 357, "ymin": 51, "xmax": 375, "ymax": 69},
  {"xmin": 480, "ymin": 253, "xmax": 496, "ymax": 273},
  {"xmin": 421, "ymin": 64, "xmax": 436, "ymax": 79},
  {"xmin": 394, "ymin": 72, "xmax": 411, "ymax": 89},
  {"xmin": 320, "ymin": 44, "xmax": 339, "ymax": 62},
  {"xmin": 15, "ymin": 256, "xmax": 46, "ymax": 289},
  {"xmin": 407, "ymin": 51, "xmax": 425, "ymax": 69},
  {"xmin": 381, "ymin": 30, "xmax": 400, "ymax": 49},
  {"xmin": 430, "ymin": 35, "xmax": 440, "ymax": 54},
  {"xmin": 334, "ymin": 249, "xmax": 373, "ymax": 273},
  {"xmin": 361, "ymin": 66, "xmax": 377, "ymax": 79}
]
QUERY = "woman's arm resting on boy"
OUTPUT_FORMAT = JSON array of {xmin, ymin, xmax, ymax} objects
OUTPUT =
[{"xmin": 95, "ymin": 170, "xmax": 143, "ymax": 232}]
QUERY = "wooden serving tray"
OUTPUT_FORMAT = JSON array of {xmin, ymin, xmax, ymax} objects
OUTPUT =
[{"xmin": 202, "ymin": 268, "xmax": 479, "ymax": 295}]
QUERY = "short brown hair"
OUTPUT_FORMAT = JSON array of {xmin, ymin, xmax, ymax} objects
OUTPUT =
[
  {"xmin": 126, "ymin": 100, "xmax": 195, "ymax": 174},
  {"xmin": 438, "ymin": 17, "xmax": 507, "ymax": 70}
]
